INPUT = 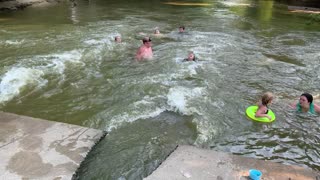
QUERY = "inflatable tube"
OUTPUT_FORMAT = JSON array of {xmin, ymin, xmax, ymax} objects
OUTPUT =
[{"xmin": 246, "ymin": 105, "xmax": 275, "ymax": 123}]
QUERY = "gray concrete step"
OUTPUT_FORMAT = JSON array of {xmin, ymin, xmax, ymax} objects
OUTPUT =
[
  {"xmin": 145, "ymin": 145, "xmax": 320, "ymax": 180},
  {"xmin": 0, "ymin": 111, "xmax": 105, "ymax": 180}
]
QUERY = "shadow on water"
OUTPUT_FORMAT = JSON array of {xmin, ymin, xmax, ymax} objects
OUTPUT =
[{"xmin": 74, "ymin": 111, "xmax": 197, "ymax": 180}]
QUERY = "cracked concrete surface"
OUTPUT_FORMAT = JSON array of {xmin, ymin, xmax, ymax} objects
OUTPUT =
[{"xmin": 0, "ymin": 111, "xmax": 105, "ymax": 180}]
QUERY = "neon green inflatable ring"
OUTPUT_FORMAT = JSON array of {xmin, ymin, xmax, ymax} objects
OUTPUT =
[{"xmin": 246, "ymin": 105, "xmax": 276, "ymax": 123}]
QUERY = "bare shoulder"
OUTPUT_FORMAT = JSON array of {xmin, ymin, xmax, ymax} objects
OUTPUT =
[
  {"xmin": 137, "ymin": 46, "xmax": 144, "ymax": 53},
  {"xmin": 257, "ymin": 104, "xmax": 266, "ymax": 112}
]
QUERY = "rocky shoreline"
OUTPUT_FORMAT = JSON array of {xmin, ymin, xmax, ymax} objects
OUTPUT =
[{"xmin": 0, "ymin": 0, "xmax": 61, "ymax": 11}]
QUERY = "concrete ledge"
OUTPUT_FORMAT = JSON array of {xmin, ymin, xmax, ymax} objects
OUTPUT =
[
  {"xmin": 145, "ymin": 145, "xmax": 319, "ymax": 180},
  {"xmin": 0, "ymin": 111, "xmax": 105, "ymax": 180}
]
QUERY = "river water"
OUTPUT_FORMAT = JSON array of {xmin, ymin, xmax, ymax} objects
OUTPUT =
[{"xmin": 1, "ymin": 0, "xmax": 319, "ymax": 179}]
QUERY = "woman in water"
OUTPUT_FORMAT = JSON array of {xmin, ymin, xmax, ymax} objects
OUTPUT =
[
  {"xmin": 255, "ymin": 92, "xmax": 274, "ymax": 120},
  {"xmin": 290, "ymin": 93, "xmax": 320, "ymax": 114}
]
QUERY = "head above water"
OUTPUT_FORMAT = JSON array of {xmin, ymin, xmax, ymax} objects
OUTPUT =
[
  {"xmin": 261, "ymin": 92, "xmax": 273, "ymax": 106},
  {"xmin": 142, "ymin": 37, "xmax": 152, "ymax": 44},
  {"xmin": 301, "ymin": 93, "xmax": 313, "ymax": 104},
  {"xmin": 114, "ymin": 36, "xmax": 121, "ymax": 43},
  {"xmin": 154, "ymin": 29, "xmax": 160, "ymax": 34},
  {"xmin": 187, "ymin": 51, "xmax": 196, "ymax": 61},
  {"xmin": 179, "ymin": 26, "xmax": 185, "ymax": 32}
]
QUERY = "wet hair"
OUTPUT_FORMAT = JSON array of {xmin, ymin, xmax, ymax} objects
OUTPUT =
[
  {"xmin": 179, "ymin": 26, "xmax": 185, "ymax": 30},
  {"xmin": 301, "ymin": 93, "xmax": 313, "ymax": 103},
  {"xmin": 142, "ymin": 37, "xmax": 152, "ymax": 43},
  {"xmin": 114, "ymin": 36, "xmax": 120, "ymax": 41},
  {"xmin": 261, "ymin": 92, "xmax": 273, "ymax": 106}
]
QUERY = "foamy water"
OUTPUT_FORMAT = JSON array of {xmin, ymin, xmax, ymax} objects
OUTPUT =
[
  {"xmin": 0, "ymin": 67, "xmax": 47, "ymax": 103},
  {"xmin": 0, "ymin": 50, "xmax": 86, "ymax": 104},
  {"xmin": 167, "ymin": 86, "xmax": 204, "ymax": 115},
  {"xmin": 3, "ymin": 40, "xmax": 25, "ymax": 45}
]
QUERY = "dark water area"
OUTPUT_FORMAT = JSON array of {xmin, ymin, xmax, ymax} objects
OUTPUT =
[{"xmin": 1, "ymin": 0, "xmax": 320, "ymax": 179}]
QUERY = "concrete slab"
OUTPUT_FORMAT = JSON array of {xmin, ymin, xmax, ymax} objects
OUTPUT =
[
  {"xmin": 0, "ymin": 111, "xmax": 106, "ymax": 180},
  {"xmin": 145, "ymin": 145, "xmax": 320, "ymax": 180}
]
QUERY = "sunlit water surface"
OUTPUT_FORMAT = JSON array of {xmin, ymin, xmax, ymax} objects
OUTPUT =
[{"xmin": 1, "ymin": 0, "xmax": 320, "ymax": 179}]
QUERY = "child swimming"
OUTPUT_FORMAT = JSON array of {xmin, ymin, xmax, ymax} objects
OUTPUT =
[
  {"xmin": 255, "ymin": 92, "xmax": 274, "ymax": 120},
  {"xmin": 183, "ymin": 51, "xmax": 196, "ymax": 62}
]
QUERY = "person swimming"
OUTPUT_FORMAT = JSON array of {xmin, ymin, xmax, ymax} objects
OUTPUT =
[
  {"xmin": 135, "ymin": 37, "xmax": 153, "ymax": 61},
  {"xmin": 255, "ymin": 92, "xmax": 274, "ymax": 120},
  {"xmin": 154, "ymin": 29, "xmax": 160, "ymax": 35},
  {"xmin": 114, "ymin": 36, "xmax": 121, "ymax": 43},
  {"xmin": 179, "ymin": 26, "xmax": 185, "ymax": 33},
  {"xmin": 183, "ymin": 51, "xmax": 196, "ymax": 62},
  {"xmin": 290, "ymin": 93, "xmax": 320, "ymax": 114}
]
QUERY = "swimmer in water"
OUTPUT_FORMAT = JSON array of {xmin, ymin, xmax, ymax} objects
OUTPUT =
[
  {"xmin": 179, "ymin": 26, "xmax": 185, "ymax": 33},
  {"xmin": 154, "ymin": 29, "xmax": 160, "ymax": 35},
  {"xmin": 255, "ymin": 92, "xmax": 274, "ymax": 120},
  {"xmin": 136, "ymin": 37, "xmax": 153, "ymax": 61},
  {"xmin": 114, "ymin": 36, "xmax": 121, "ymax": 43},
  {"xmin": 183, "ymin": 51, "xmax": 196, "ymax": 62},
  {"xmin": 290, "ymin": 93, "xmax": 320, "ymax": 114}
]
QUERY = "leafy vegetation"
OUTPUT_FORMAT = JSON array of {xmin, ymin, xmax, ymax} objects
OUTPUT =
[{"xmin": 307, "ymin": 14, "xmax": 320, "ymax": 25}]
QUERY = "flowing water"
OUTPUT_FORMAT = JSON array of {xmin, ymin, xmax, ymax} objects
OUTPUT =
[{"xmin": 1, "ymin": 0, "xmax": 320, "ymax": 179}]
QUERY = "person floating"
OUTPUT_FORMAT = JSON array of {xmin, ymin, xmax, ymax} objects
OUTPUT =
[
  {"xmin": 255, "ymin": 92, "xmax": 274, "ymax": 120},
  {"xmin": 114, "ymin": 36, "xmax": 121, "ymax": 43},
  {"xmin": 183, "ymin": 51, "xmax": 196, "ymax": 62},
  {"xmin": 290, "ymin": 93, "xmax": 320, "ymax": 114},
  {"xmin": 136, "ymin": 37, "xmax": 153, "ymax": 61}
]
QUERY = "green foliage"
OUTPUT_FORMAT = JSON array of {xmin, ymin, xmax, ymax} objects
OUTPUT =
[
  {"xmin": 306, "ymin": 13, "xmax": 320, "ymax": 25},
  {"xmin": 309, "ymin": 14, "xmax": 320, "ymax": 21}
]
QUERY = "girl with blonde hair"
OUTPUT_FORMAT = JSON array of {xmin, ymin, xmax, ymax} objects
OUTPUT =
[{"xmin": 255, "ymin": 92, "xmax": 274, "ymax": 120}]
